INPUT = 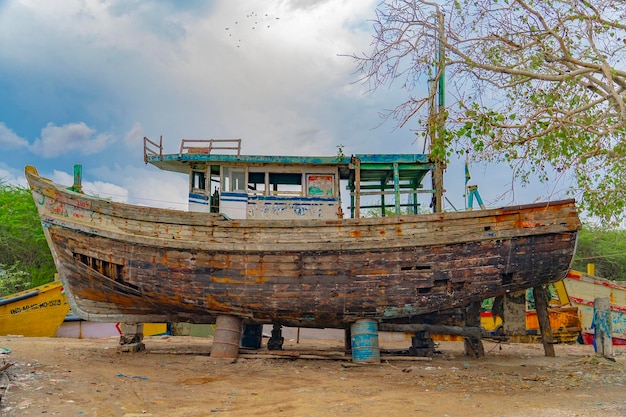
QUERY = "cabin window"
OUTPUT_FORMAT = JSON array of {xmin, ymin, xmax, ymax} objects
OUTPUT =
[
  {"xmin": 307, "ymin": 174, "xmax": 334, "ymax": 196},
  {"xmin": 248, "ymin": 171, "xmax": 266, "ymax": 195},
  {"xmin": 191, "ymin": 170, "xmax": 206, "ymax": 191},
  {"xmin": 269, "ymin": 172, "xmax": 303, "ymax": 196},
  {"xmin": 222, "ymin": 167, "xmax": 246, "ymax": 192},
  {"xmin": 248, "ymin": 172, "xmax": 265, "ymax": 195}
]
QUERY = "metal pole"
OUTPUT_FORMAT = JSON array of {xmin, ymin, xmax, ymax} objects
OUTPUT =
[{"xmin": 430, "ymin": 10, "xmax": 446, "ymax": 213}]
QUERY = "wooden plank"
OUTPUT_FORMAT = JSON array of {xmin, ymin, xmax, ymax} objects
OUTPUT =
[{"xmin": 379, "ymin": 323, "xmax": 481, "ymax": 338}]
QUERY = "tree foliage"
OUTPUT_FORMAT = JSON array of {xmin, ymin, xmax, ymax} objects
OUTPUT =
[
  {"xmin": 353, "ymin": 0, "xmax": 626, "ymax": 224},
  {"xmin": 572, "ymin": 225, "xmax": 626, "ymax": 280},
  {"xmin": 0, "ymin": 182, "xmax": 56, "ymax": 295},
  {"xmin": 0, "ymin": 264, "xmax": 32, "ymax": 296}
]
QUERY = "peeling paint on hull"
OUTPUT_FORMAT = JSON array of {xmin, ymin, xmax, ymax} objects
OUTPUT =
[{"xmin": 25, "ymin": 166, "xmax": 581, "ymax": 328}]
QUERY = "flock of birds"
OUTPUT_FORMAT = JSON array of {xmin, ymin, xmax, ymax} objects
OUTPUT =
[{"xmin": 224, "ymin": 11, "xmax": 281, "ymax": 48}]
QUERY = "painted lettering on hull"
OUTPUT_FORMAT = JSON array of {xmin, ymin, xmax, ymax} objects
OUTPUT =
[{"xmin": 9, "ymin": 298, "xmax": 64, "ymax": 315}]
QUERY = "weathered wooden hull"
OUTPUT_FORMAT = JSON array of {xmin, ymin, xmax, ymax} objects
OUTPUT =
[
  {"xmin": 0, "ymin": 281, "xmax": 70, "ymax": 337},
  {"xmin": 25, "ymin": 166, "xmax": 581, "ymax": 328}
]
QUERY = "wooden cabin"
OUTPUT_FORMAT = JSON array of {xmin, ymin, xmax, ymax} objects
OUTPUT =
[{"xmin": 143, "ymin": 138, "xmax": 438, "ymax": 219}]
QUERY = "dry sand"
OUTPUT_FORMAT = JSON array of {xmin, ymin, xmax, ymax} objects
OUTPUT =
[{"xmin": 1, "ymin": 335, "xmax": 625, "ymax": 417}]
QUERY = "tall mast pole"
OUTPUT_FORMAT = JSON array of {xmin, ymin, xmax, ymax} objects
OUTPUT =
[{"xmin": 431, "ymin": 9, "xmax": 445, "ymax": 213}]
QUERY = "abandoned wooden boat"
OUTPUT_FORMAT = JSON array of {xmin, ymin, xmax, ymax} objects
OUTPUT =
[
  {"xmin": 0, "ymin": 281, "xmax": 70, "ymax": 337},
  {"xmin": 564, "ymin": 270, "xmax": 626, "ymax": 345},
  {"xmin": 24, "ymin": 138, "xmax": 581, "ymax": 329}
]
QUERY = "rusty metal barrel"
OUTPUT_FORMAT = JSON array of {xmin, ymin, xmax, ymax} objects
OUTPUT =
[
  {"xmin": 211, "ymin": 315, "xmax": 243, "ymax": 359},
  {"xmin": 350, "ymin": 319, "xmax": 380, "ymax": 364}
]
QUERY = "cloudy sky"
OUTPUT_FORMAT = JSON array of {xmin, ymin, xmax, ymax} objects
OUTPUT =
[{"xmin": 0, "ymin": 0, "xmax": 568, "ymax": 212}]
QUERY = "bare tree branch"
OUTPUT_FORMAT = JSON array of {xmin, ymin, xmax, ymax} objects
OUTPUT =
[{"xmin": 351, "ymin": 0, "xmax": 626, "ymax": 224}]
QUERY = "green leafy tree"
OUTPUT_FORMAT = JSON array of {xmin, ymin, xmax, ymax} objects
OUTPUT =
[
  {"xmin": 0, "ymin": 264, "xmax": 31, "ymax": 295},
  {"xmin": 572, "ymin": 226, "xmax": 626, "ymax": 280},
  {"xmin": 353, "ymin": 0, "xmax": 626, "ymax": 224},
  {"xmin": 0, "ymin": 182, "xmax": 56, "ymax": 295}
]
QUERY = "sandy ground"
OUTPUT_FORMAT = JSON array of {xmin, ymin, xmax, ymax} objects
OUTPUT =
[{"xmin": 0, "ymin": 335, "xmax": 625, "ymax": 417}]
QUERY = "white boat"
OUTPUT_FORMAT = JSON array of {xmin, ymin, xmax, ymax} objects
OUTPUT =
[{"xmin": 564, "ymin": 270, "xmax": 626, "ymax": 345}]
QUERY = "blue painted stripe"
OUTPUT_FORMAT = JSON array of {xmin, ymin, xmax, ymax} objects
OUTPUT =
[
  {"xmin": 221, "ymin": 192, "xmax": 247, "ymax": 203},
  {"xmin": 189, "ymin": 192, "xmax": 209, "ymax": 205},
  {"xmin": 252, "ymin": 201, "xmax": 334, "ymax": 207},
  {"xmin": 0, "ymin": 290, "xmax": 39, "ymax": 306},
  {"xmin": 149, "ymin": 153, "xmax": 431, "ymax": 164},
  {"xmin": 221, "ymin": 192, "xmax": 247, "ymax": 198},
  {"xmin": 189, "ymin": 192, "xmax": 207, "ymax": 200},
  {"xmin": 248, "ymin": 195, "xmax": 336, "ymax": 202},
  {"xmin": 189, "ymin": 199, "xmax": 209, "ymax": 206}
]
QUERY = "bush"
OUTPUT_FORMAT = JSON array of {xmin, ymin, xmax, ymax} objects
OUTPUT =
[
  {"xmin": 0, "ymin": 183, "xmax": 56, "ymax": 296},
  {"xmin": 571, "ymin": 226, "xmax": 626, "ymax": 281},
  {"xmin": 0, "ymin": 263, "xmax": 31, "ymax": 295}
]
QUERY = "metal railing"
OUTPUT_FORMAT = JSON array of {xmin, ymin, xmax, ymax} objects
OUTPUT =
[
  {"xmin": 144, "ymin": 137, "xmax": 242, "ymax": 163},
  {"xmin": 179, "ymin": 139, "xmax": 242, "ymax": 157},
  {"xmin": 143, "ymin": 136, "xmax": 163, "ymax": 163}
]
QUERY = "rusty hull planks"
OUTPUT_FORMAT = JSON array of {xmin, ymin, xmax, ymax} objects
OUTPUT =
[
  {"xmin": 25, "ymin": 166, "xmax": 581, "ymax": 326},
  {"xmin": 46, "ymin": 225, "xmax": 577, "ymax": 327}
]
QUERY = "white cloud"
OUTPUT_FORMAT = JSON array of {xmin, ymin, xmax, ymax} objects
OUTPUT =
[
  {"xmin": 87, "ymin": 164, "xmax": 188, "ymax": 210},
  {"xmin": 86, "ymin": 181, "xmax": 130, "ymax": 203},
  {"xmin": 124, "ymin": 123, "xmax": 145, "ymax": 148},
  {"xmin": 153, "ymin": 0, "xmax": 382, "ymax": 155},
  {"xmin": 0, "ymin": 163, "xmax": 27, "ymax": 187},
  {"xmin": 0, "ymin": 0, "xmax": 386, "ymax": 157},
  {"xmin": 122, "ymin": 172, "xmax": 188, "ymax": 210},
  {"xmin": 0, "ymin": 123, "xmax": 29, "ymax": 150},
  {"xmin": 51, "ymin": 169, "xmax": 130, "ymax": 204},
  {"xmin": 31, "ymin": 122, "xmax": 114, "ymax": 158},
  {"xmin": 0, "ymin": 0, "xmax": 569, "ymax": 213}
]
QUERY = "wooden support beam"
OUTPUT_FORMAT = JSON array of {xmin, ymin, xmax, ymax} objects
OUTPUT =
[
  {"xmin": 503, "ymin": 291, "xmax": 526, "ymax": 336},
  {"xmin": 593, "ymin": 297, "xmax": 613, "ymax": 359},
  {"xmin": 533, "ymin": 286, "xmax": 555, "ymax": 357},
  {"xmin": 378, "ymin": 323, "xmax": 482, "ymax": 339},
  {"xmin": 463, "ymin": 301, "xmax": 484, "ymax": 358},
  {"xmin": 344, "ymin": 327, "xmax": 352, "ymax": 354}
]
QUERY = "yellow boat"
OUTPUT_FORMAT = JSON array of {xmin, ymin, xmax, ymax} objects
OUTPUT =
[{"xmin": 0, "ymin": 281, "xmax": 70, "ymax": 337}]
